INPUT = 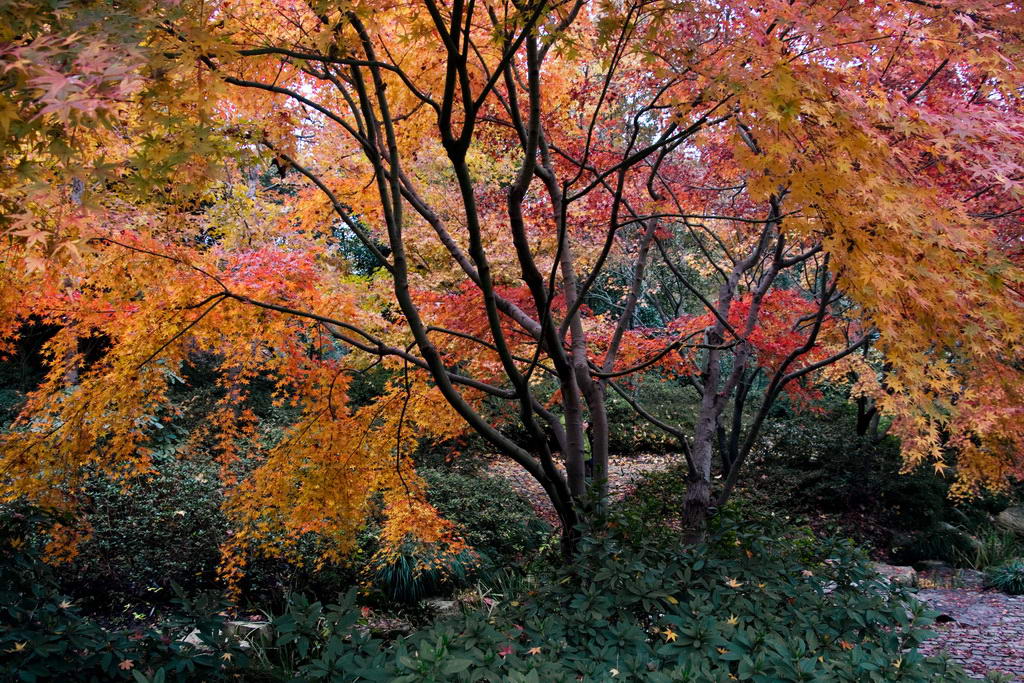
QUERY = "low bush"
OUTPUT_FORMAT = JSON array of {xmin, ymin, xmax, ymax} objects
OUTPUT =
[
  {"xmin": 411, "ymin": 436, "xmax": 490, "ymax": 474},
  {"xmin": 0, "ymin": 387, "xmax": 22, "ymax": 427},
  {"xmin": 237, "ymin": 529, "xmax": 370, "ymax": 608},
  {"xmin": 616, "ymin": 465, "xmax": 689, "ymax": 541},
  {"xmin": 2, "ymin": 506, "xmax": 965, "ymax": 682},
  {"xmin": 49, "ymin": 450, "xmax": 362, "ymax": 607},
  {"xmin": 419, "ymin": 468, "xmax": 549, "ymax": 569},
  {"xmin": 957, "ymin": 529, "xmax": 1024, "ymax": 570},
  {"xmin": 985, "ymin": 559, "xmax": 1024, "ymax": 595},
  {"xmin": 267, "ymin": 513, "xmax": 964, "ymax": 681},
  {"xmin": 61, "ymin": 454, "xmax": 229, "ymax": 603},
  {"xmin": 355, "ymin": 469, "xmax": 548, "ymax": 605},
  {"xmin": 760, "ymin": 400, "xmax": 949, "ymax": 531},
  {"xmin": 37, "ymin": 453, "xmax": 546, "ymax": 610},
  {"xmin": 365, "ymin": 543, "xmax": 479, "ymax": 605},
  {"xmin": 751, "ymin": 397, "xmax": 1024, "ymax": 567},
  {"xmin": 0, "ymin": 508, "xmax": 252, "ymax": 682},
  {"xmin": 605, "ymin": 377, "xmax": 695, "ymax": 454},
  {"xmin": 891, "ymin": 526, "xmax": 979, "ymax": 568}
]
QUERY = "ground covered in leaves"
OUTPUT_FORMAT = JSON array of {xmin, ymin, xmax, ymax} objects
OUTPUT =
[
  {"xmin": 916, "ymin": 587, "xmax": 1024, "ymax": 680},
  {"xmin": 486, "ymin": 453, "xmax": 674, "ymax": 525}
]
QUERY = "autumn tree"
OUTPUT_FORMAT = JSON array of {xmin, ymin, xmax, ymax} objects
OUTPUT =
[{"xmin": 2, "ymin": 0, "xmax": 1023, "ymax": 564}]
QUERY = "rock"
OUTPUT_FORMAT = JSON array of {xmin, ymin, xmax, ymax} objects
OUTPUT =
[
  {"xmin": 182, "ymin": 629, "xmax": 211, "ymax": 651},
  {"xmin": 917, "ymin": 566, "xmax": 985, "ymax": 590},
  {"xmin": 915, "ymin": 588, "xmax": 1007, "ymax": 627},
  {"xmin": 937, "ymin": 522, "xmax": 982, "ymax": 551},
  {"xmin": 224, "ymin": 620, "xmax": 274, "ymax": 647},
  {"xmin": 918, "ymin": 566, "xmax": 958, "ymax": 589},
  {"xmin": 181, "ymin": 621, "xmax": 272, "ymax": 652},
  {"xmin": 366, "ymin": 615, "xmax": 413, "ymax": 638},
  {"xmin": 424, "ymin": 598, "xmax": 459, "ymax": 616},
  {"xmin": 872, "ymin": 562, "xmax": 918, "ymax": 587},
  {"xmin": 996, "ymin": 506, "xmax": 1024, "ymax": 535},
  {"xmin": 956, "ymin": 569, "xmax": 986, "ymax": 590}
]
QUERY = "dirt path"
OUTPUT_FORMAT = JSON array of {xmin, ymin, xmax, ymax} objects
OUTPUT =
[
  {"xmin": 487, "ymin": 453, "xmax": 675, "ymax": 525},
  {"xmin": 916, "ymin": 589, "xmax": 1024, "ymax": 680},
  {"xmin": 489, "ymin": 456, "xmax": 1024, "ymax": 681}
]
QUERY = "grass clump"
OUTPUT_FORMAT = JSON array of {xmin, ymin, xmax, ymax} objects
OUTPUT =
[{"xmin": 985, "ymin": 559, "xmax": 1024, "ymax": 595}]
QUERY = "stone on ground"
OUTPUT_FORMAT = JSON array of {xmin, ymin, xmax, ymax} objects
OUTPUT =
[
  {"xmin": 996, "ymin": 506, "xmax": 1024, "ymax": 535},
  {"xmin": 871, "ymin": 562, "xmax": 917, "ymax": 587}
]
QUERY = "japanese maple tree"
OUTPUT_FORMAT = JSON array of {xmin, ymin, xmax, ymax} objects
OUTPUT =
[{"xmin": 2, "ymin": 0, "xmax": 1022, "ymax": 564}]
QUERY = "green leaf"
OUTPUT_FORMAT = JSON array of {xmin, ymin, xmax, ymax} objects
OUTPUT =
[{"xmin": 442, "ymin": 658, "xmax": 474, "ymax": 675}]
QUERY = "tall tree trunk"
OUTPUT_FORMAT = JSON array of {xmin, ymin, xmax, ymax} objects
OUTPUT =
[
  {"xmin": 584, "ymin": 382, "xmax": 609, "ymax": 505},
  {"xmin": 685, "ymin": 334, "xmax": 725, "ymax": 541},
  {"xmin": 683, "ymin": 405, "xmax": 717, "ymax": 542}
]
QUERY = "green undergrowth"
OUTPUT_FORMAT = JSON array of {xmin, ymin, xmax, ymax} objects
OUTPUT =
[
  {"xmin": 2, "ymin": 504, "xmax": 969, "ymax": 682},
  {"xmin": 985, "ymin": 560, "xmax": 1024, "ymax": 595}
]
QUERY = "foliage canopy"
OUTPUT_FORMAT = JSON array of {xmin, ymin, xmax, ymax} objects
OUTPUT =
[{"xmin": 1, "ymin": 0, "xmax": 1022, "ymax": 561}]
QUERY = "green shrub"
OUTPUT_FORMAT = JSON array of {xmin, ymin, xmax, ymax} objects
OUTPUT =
[
  {"xmin": 760, "ymin": 400, "xmax": 949, "ymax": 531},
  {"xmin": 954, "ymin": 528, "xmax": 1023, "ymax": 570},
  {"xmin": 0, "ymin": 507, "xmax": 252, "ymax": 682},
  {"xmin": 891, "ymin": 527, "xmax": 979, "ymax": 567},
  {"xmin": 246, "ymin": 468, "xmax": 548, "ymax": 607},
  {"xmin": 61, "ymin": 454, "xmax": 229, "ymax": 602},
  {"xmin": 616, "ymin": 465, "xmax": 688, "ymax": 540},
  {"xmin": 353, "ymin": 469, "xmax": 548, "ymax": 606},
  {"xmin": 419, "ymin": 468, "xmax": 549, "ymax": 569},
  {"xmin": 54, "ymin": 458, "xmax": 545, "ymax": 608},
  {"xmin": 0, "ymin": 387, "xmax": 23, "ymax": 427},
  {"xmin": 267, "ymin": 514, "xmax": 965, "ymax": 682},
  {"xmin": 344, "ymin": 364, "xmax": 394, "ymax": 408},
  {"xmin": 237, "ymin": 530, "xmax": 370, "ymax": 608},
  {"xmin": 50, "ymin": 447, "xmax": 369, "ymax": 606},
  {"xmin": 985, "ymin": 559, "xmax": 1024, "ymax": 595},
  {"xmin": 1, "ymin": 507, "xmax": 967, "ymax": 682},
  {"xmin": 605, "ymin": 376, "xmax": 695, "ymax": 454},
  {"xmin": 748, "ymin": 397, "xmax": 1024, "ymax": 568},
  {"xmin": 366, "ymin": 543, "xmax": 479, "ymax": 605},
  {"xmin": 411, "ymin": 436, "xmax": 489, "ymax": 474}
]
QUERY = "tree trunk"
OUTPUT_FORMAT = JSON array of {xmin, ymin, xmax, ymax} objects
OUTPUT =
[
  {"xmin": 531, "ymin": 460, "xmax": 581, "ymax": 561},
  {"xmin": 684, "ymin": 400, "xmax": 718, "ymax": 542},
  {"xmin": 585, "ymin": 383, "xmax": 610, "ymax": 505},
  {"xmin": 559, "ymin": 518, "xmax": 580, "ymax": 562},
  {"xmin": 682, "ymin": 476, "xmax": 711, "ymax": 543},
  {"xmin": 716, "ymin": 417, "xmax": 731, "ymax": 478},
  {"xmin": 685, "ymin": 315, "xmax": 726, "ymax": 543}
]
